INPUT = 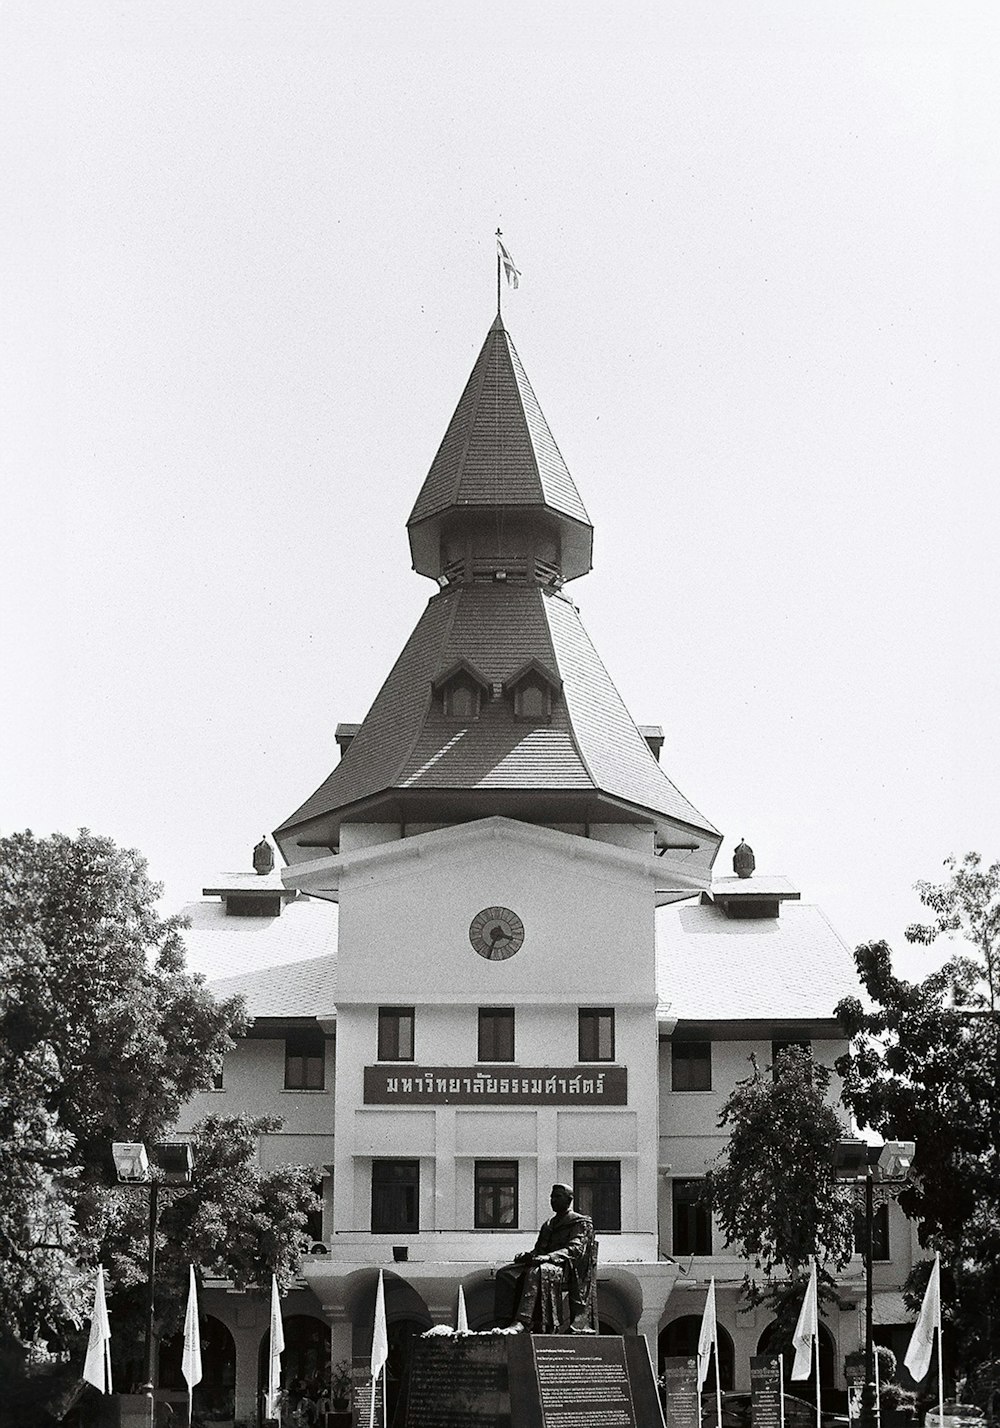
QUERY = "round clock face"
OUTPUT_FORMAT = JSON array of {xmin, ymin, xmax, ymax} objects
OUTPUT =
[{"xmin": 469, "ymin": 906, "xmax": 525, "ymax": 961}]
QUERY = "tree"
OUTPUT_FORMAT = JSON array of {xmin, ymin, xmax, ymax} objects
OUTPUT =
[
  {"xmin": 704, "ymin": 1045, "xmax": 855, "ymax": 1341},
  {"xmin": 0, "ymin": 830, "xmax": 246, "ymax": 1370},
  {"xmin": 835, "ymin": 853, "xmax": 1000, "ymax": 1385},
  {"xmin": 103, "ymin": 1114, "xmax": 321, "ymax": 1387}
]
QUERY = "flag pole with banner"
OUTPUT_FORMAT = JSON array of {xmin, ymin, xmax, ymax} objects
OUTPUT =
[
  {"xmin": 697, "ymin": 1276, "xmax": 723, "ymax": 1428},
  {"xmin": 791, "ymin": 1258, "xmax": 821, "ymax": 1428},
  {"xmin": 266, "ymin": 1273, "xmax": 284, "ymax": 1422},
  {"xmin": 495, "ymin": 231, "xmax": 520, "ymax": 317},
  {"xmin": 181, "ymin": 1264, "xmax": 202, "ymax": 1426},
  {"xmin": 904, "ymin": 1254, "xmax": 943, "ymax": 1428},
  {"xmin": 371, "ymin": 1268, "xmax": 388, "ymax": 1428},
  {"xmin": 82, "ymin": 1264, "xmax": 113, "ymax": 1394}
]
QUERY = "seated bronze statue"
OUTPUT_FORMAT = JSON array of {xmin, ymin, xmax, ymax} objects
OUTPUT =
[{"xmin": 495, "ymin": 1184, "xmax": 597, "ymax": 1333}]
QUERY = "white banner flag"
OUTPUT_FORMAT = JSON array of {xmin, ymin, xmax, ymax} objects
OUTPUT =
[
  {"xmin": 82, "ymin": 1265, "xmax": 112, "ymax": 1394},
  {"xmin": 791, "ymin": 1260, "xmax": 818, "ymax": 1381},
  {"xmin": 697, "ymin": 1277, "xmax": 718, "ymax": 1391},
  {"xmin": 904, "ymin": 1254, "xmax": 941, "ymax": 1383},
  {"xmin": 182, "ymin": 1264, "xmax": 203, "ymax": 1394},
  {"xmin": 266, "ymin": 1273, "xmax": 284, "ymax": 1419}
]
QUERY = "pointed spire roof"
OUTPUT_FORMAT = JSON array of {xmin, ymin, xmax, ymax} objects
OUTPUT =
[{"xmin": 407, "ymin": 319, "xmax": 593, "ymax": 581}]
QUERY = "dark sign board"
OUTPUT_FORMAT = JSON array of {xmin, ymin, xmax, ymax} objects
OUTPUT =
[
  {"xmin": 395, "ymin": 1333, "xmax": 662, "ymax": 1428},
  {"xmin": 751, "ymin": 1354, "xmax": 783, "ymax": 1428},
  {"xmin": 663, "ymin": 1356, "xmax": 700, "ymax": 1428},
  {"xmin": 352, "ymin": 1356, "xmax": 384, "ymax": 1428},
  {"xmin": 533, "ymin": 1337, "xmax": 640, "ymax": 1427},
  {"xmin": 403, "ymin": 1335, "xmax": 509, "ymax": 1427},
  {"xmin": 364, "ymin": 1066, "xmax": 628, "ymax": 1106}
]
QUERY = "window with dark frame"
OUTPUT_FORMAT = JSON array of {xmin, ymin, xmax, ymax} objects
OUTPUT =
[
  {"xmin": 443, "ymin": 676, "xmax": 481, "ymax": 720},
  {"xmin": 284, "ymin": 1032, "xmax": 325, "ymax": 1090},
  {"xmin": 671, "ymin": 1040, "xmax": 712, "ymax": 1091},
  {"xmin": 672, "ymin": 1178, "xmax": 712, "ymax": 1255},
  {"xmin": 573, "ymin": 1160, "xmax": 621, "ymax": 1232},
  {"xmin": 478, "ymin": 1007, "xmax": 515, "ymax": 1062},
  {"xmin": 854, "ymin": 1201, "xmax": 891, "ymax": 1262},
  {"xmin": 371, "ymin": 1159, "xmax": 420, "ymax": 1234},
  {"xmin": 378, "ymin": 1007, "xmax": 415, "ymax": 1061},
  {"xmin": 514, "ymin": 677, "xmax": 551, "ymax": 721},
  {"xmin": 306, "ymin": 1178, "xmax": 324, "ymax": 1243},
  {"xmin": 474, "ymin": 1161, "xmax": 519, "ymax": 1228},
  {"xmin": 211, "ymin": 1064, "xmax": 225, "ymax": 1090},
  {"xmin": 579, "ymin": 1008, "xmax": 615, "ymax": 1062}
]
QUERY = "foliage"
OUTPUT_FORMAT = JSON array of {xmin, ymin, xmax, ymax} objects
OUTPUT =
[
  {"xmin": 835, "ymin": 853, "xmax": 1000, "ymax": 1380},
  {"xmin": 102, "ymin": 1114, "xmax": 321, "ymax": 1383},
  {"xmin": 0, "ymin": 830, "xmax": 246, "ymax": 1371},
  {"xmin": 704, "ymin": 1045, "xmax": 855, "ymax": 1309}
]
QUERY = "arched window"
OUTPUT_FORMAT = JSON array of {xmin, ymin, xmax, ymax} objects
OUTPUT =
[
  {"xmin": 444, "ymin": 676, "xmax": 481, "ymax": 719},
  {"xmin": 659, "ymin": 1314, "xmax": 735, "ymax": 1388},
  {"xmin": 756, "ymin": 1320, "xmax": 836, "ymax": 1388},
  {"xmin": 515, "ymin": 677, "xmax": 550, "ymax": 719}
]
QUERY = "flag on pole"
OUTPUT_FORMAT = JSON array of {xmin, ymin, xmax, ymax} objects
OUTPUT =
[
  {"xmin": 904, "ymin": 1254, "xmax": 941, "ymax": 1382},
  {"xmin": 82, "ymin": 1264, "xmax": 112, "ymax": 1393},
  {"xmin": 370, "ymin": 1269, "xmax": 388, "ymax": 1428},
  {"xmin": 791, "ymin": 1259, "xmax": 818, "ymax": 1381},
  {"xmin": 457, "ymin": 1283, "xmax": 469, "ymax": 1332},
  {"xmin": 697, "ymin": 1277, "xmax": 718, "ymax": 1391},
  {"xmin": 497, "ymin": 237, "xmax": 521, "ymax": 289},
  {"xmin": 182, "ymin": 1264, "xmax": 202, "ymax": 1422},
  {"xmin": 266, "ymin": 1273, "xmax": 284, "ymax": 1419}
]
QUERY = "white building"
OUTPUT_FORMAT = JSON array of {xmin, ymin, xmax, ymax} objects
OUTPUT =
[{"xmin": 172, "ymin": 316, "xmax": 917, "ymax": 1424}]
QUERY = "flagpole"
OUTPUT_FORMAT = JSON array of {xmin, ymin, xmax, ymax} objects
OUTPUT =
[
  {"xmin": 496, "ymin": 228, "xmax": 502, "ymax": 317},
  {"xmin": 815, "ymin": 1310, "xmax": 822, "ymax": 1428},
  {"xmin": 714, "ymin": 1335, "xmax": 723, "ymax": 1428},
  {"xmin": 934, "ymin": 1254, "xmax": 944, "ymax": 1428},
  {"xmin": 779, "ymin": 1353, "xmax": 786, "ymax": 1428}
]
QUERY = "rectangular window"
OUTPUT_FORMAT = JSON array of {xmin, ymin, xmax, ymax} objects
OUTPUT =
[
  {"xmin": 574, "ymin": 1160, "xmax": 621, "ymax": 1232},
  {"xmin": 672, "ymin": 1179, "xmax": 712, "ymax": 1255},
  {"xmin": 211, "ymin": 1064, "xmax": 225, "ymax": 1090},
  {"xmin": 378, "ymin": 1007, "xmax": 415, "ymax": 1061},
  {"xmin": 371, "ymin": 1160, "xmax": 420, "ymax": 1234},
  {"xmin": 306, "ymin": 1177, "xmax": 324, "ymax": 1244},
  {"xmin": 284, "ymin": 1032, "xmax": 325, "ymax": 1090},
  {"xmin": 474, "ymin": 1161, "xmax": 519, "ymax": 1228},
  {"xmin": 478, "ymin": 1007, "xmax": 515, "ymax": 1062},
  {"xmin": 579, "ymin": 1008, "xmax": 615, "ymax": 1062},
  {"xmin": 671, "ymin": 1040, "xmax": 712, "ymax": 1091},
  {"xmin": 854, "ymin": 1202, "xmax": 890, "ymax": 1262}
]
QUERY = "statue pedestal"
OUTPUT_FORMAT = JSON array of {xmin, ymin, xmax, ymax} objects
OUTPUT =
[{"xmin": 394, "ymin": 1331, "xmax": 664, "ymax": 1428}]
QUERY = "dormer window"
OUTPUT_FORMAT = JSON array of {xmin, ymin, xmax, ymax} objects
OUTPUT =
[
  {"xmin": 503, "ymin": 660, "xmax": 561, "ymax": 723},
  {"xmin": 445, "ymin": 676, "xmax": 481, "ymax": 720},
  {"xmin": 432, "ymin": 660, "xmax": 490, "ymax": 722}
]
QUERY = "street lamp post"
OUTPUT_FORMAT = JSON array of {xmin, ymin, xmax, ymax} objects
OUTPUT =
[
  {"xmin": 112, "ymin": 1141, "xmax": 194, "ymax": 1427},
  {"xmin": 833, "ymin": 1139, "xmax": 915, "ymax": 1428}
]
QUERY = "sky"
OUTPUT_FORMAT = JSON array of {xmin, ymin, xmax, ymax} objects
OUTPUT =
[{"xmin": 2, "ymin": 2, "xmax": 997, "ymax": 983}]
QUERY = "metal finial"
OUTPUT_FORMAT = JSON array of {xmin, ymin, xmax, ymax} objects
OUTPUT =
[
  {"xmin": 253, "ymin": 837, "xmax": 274, "ymax": 876},
  {"xmin": 733, "ymin": 838, "xmax": 755, "ymax": 879}
]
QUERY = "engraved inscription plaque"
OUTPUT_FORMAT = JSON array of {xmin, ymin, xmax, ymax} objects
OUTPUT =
[
  {"xmin": 533, "ymin": 1337, "xmax": 638, "ymax": 1427},
  {"xmin": 663, "ymin": 1356, "xmax": 699, "ymax": 1428},
  {"xmin": 403, "ymin": 1336, "xmax": 509, "ymax": 1428}
]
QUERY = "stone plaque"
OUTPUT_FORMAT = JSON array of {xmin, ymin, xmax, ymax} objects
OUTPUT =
[
  {"xmin": 662, "ymin": 1356, "xmax": 699, "ymax": 1428},
  {"xmin": 403, "ymin": 1335, "xmax": 510, "ymax": 1428},
  {"xmin": 532, "ymin": 1337, "xmax": 639, "ymax": 1427},
  {"xmin": 751, "ymin": 1355, "xmax": 783, "ymax": 1428}
]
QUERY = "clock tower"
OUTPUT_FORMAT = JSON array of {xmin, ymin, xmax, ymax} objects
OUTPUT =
[{"xmin": 274, "ymin": 315, "xmax": 722, "ymax": 1348}]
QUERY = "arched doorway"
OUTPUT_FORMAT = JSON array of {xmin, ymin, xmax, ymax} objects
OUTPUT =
[
  {"xmin": 257, "ymin": 1313, "xmax": 331, "ymax": 1413},
  {"xmin": 385, "ymin": 1318, "xmax": 427, "ymax": 1425},
  {"xmin": 757, "ymin": 1321, "xmax": 836, "ymax": 1388},
  {"xmin": 659, "ymin": 1315, "xmax": 736, "ymax": 1389},
  {"xmin": 159, "ymin": 1315, "xmax": 236, "ymax": 1422}
]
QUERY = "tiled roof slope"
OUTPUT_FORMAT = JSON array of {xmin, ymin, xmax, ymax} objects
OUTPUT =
[
  {"xmin": 656, "ymin": 900, "xmax": 857, "ymax": 1021},
  {"xmin": 544, "ymin": 591, "xmax": 718, "ymax": 833},
  {"xmin": 180, "ymin": 896, "xmax": 337, "ymax": 983},
  {"xmin": 408, "ymin": 319, "xmax": 590, "ymax": 527},
  {"xmin": 277, "ymin": 584, "xmax": 717, "ymax": 833},
  {"xmin": 209, "ymin": 951, "xmax": 338, "ymax": 1019}
]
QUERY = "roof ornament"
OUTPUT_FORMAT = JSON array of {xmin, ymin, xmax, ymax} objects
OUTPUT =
[
  {"xmin": 253, "ymin": 836, "xmax": 275, "ymax": 877},
  {"xmin": 733, "ymin": 838, "xmax": 755, "ymax": 879},
  {"xmin": 496, "ymin": 229, "xmax": 520, "ymax": 318}
]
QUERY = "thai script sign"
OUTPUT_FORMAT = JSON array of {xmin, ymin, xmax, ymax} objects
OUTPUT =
[{"xmin": 363, "ymin": 1065, "xmax": 627, "ymax": 1106}]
